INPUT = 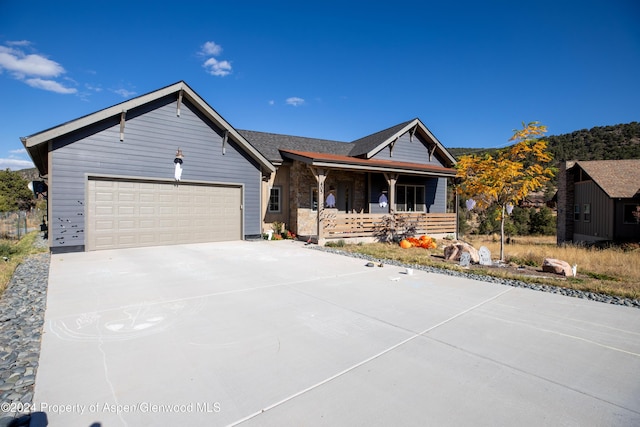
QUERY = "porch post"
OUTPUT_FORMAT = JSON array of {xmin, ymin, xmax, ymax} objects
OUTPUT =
[
  {"xmin": 383, "ymin": 173, "xmax": 399, "ymax": 212},
  {"xmin": 309, "ymin": 167, "xmax": 329, "ymax": 239}
]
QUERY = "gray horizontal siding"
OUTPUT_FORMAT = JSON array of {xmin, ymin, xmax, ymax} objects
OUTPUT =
[
  {"xmin": 372, "ymin": 133, "xmax": 447, "ymax": 167},
  {"xmin": 50, "ymin": 96, "xmax": 262, "ymax": 250},
  {"xmin": 426, "ymin": 178, "xmax": 447, "ymax": 213}
]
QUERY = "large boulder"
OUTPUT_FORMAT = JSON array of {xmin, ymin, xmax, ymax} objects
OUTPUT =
[
  {"xmin": 444, "ymin": 242, "xmax": 479, "ymax": 263},
  {"xmin": 542, "ymin": 258, "xmax": 573, "ymax": 276}
]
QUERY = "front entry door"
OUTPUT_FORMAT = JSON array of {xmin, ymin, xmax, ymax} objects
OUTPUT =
[{"xmin": 336, "ymin": 181, "xmax": 353, "ymax": 213}]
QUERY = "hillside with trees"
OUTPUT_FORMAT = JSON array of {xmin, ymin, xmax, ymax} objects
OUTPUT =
[{"xmin": 450, "ymin": 121, "xmax": 640, "ymax": 162}]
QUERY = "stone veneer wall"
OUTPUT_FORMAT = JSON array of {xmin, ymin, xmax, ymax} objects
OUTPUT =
[{"xmin": 289, "ymin": 161, "xmax": 367, "ymax": 237}]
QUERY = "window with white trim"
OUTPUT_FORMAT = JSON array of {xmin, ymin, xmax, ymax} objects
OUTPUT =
[{"xmin": 268, "ymin": 186, "xmax": 281, "ymax": 213}]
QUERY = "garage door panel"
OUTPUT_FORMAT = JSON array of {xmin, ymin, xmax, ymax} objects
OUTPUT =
[
  {"xmin": 139, "ymin": 207, "xmax": 155, "ymax": 215},
  {"xmin": 117, "ymin": 220, "xmax": 135, "ymax": 229},
  {"xmin": 139, "ymin": 219, "xmax": 155, "ymax": 229},
  {"xmin": 88, "ymin": 180, "xmax": 242, "ymax": 251},
  {"xmin": 118, "ymin": 206, "xmax": 135, "ymax": 215},
  {"xmin": 95, "ymin": 192, "xmax": 114, "ymax": 202},
  {"xmin": 95, "ymin": 206, "xmax": 114, "ymax": 216},
  {"xmin": 95, "ymin": 220, "xmax": 114, "ymax": 230}
]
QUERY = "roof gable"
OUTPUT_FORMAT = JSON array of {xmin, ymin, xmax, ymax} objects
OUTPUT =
[
  {"xmin": 348, "ymin": 120, "xmax": 414, "ymax": 157},
  {"xmin": 348, "ymin": 118, "xmax": 456, "ymax": 167},
  {"xmin": 21, "ymin": 81, "xmax": 275, "ymax": 175},
  {"xmin": 574, "ymin": 159, "xmax": 640, "ymax": 198},
  {"xmin": 239, "ymin": 119, "xmax": 457, "ymax": 169}
]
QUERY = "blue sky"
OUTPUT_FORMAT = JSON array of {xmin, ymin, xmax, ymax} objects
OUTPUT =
[{"xmin": 1, "ymin": 0, "xmax": 638, "ymax": 170}]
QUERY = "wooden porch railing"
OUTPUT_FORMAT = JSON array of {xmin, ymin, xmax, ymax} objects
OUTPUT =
[{"xmin": 321, "ymin": 212, "xmax": 456, "ymax": 238}]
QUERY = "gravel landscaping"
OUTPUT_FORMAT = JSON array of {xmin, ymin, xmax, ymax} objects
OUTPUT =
[
  {"xmin": 0, "ymin": 236, "xmax": 49, "ymax": 426},
  {"xmin": 314, "ymin": 246, "xmax": 640, "ymax": 309}
]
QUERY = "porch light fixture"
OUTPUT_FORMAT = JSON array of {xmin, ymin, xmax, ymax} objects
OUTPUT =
[{"xmin": 174, "ymin": 148, "xmax": 184, "ymax": 181}]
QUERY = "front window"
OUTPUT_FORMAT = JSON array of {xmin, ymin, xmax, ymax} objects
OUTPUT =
[
  {"xmin": 396, "ymin": 185, "xmax": 425, "ymax": 212},
  {"xmin": 583, "ymin": 204, "xmax": 591, "ymax": 222},
  {"xmin": 268, "ymin": 186, "xmax": 281, "ymax": 213},
  {"xmin": 623, "ymin": 204, "xmax": 640, "ymax": 224},
  {"xmin": 574, "ymin": 204, "xmax": 580, "ymax": 221}
]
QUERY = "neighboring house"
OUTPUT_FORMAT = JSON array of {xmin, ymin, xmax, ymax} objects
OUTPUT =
[
  {"xmin": 22, "ymin": 81, "xmax": 458, "ymax": 252},
  {"xmin": 557, "ymin": 159, "xmax": 640, "ymax": 244}
]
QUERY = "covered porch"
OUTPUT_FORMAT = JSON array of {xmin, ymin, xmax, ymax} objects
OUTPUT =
[{"xmin": 282, "ymin": 149, "xmax": 458, "ymax": 244}]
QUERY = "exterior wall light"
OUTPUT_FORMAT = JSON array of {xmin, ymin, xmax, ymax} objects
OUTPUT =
[{"xmin": 174, "ymin": 148, "xmax": 184, "ymax": 181}]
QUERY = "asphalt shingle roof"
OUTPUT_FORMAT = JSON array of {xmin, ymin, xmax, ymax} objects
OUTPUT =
[
  {"xmin": 237, "ymin": 130, "xmax": 352, "ymax": 163},
  {"xmin": 239, "ymin": 119, "xmax": 422, "ymax": 163},
  {"xmin": 576, "ymin": 159, "xmax": 640, "ymax": 198}
]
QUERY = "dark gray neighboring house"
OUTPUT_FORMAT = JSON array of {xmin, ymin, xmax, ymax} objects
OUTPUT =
[
  {"xmin": 557, "ymin": 159, "xmax": 640, "ymax": 244},
  {"xmin": 22, "ymin": 81, "xmax": 275, "ymax": 253}
]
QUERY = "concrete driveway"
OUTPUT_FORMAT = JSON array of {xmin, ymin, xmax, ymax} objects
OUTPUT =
[{"xmin": 35, "ymin": 241, "xmax": 640, "ymax": 426}]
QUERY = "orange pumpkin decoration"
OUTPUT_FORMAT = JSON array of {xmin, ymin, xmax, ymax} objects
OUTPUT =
[{"xmin": 399, "ymin": 239, "xmax": 412, "ymax": 249}]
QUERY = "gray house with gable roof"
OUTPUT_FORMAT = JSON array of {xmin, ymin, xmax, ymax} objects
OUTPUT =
[{"xmin": 22, "ymin": 81, "xmax": 457, "ymax": 252}]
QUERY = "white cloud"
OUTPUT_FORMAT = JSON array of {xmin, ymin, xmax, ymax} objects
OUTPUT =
[
  {"xmin": 25, "ymin": 78, "xmax": 77, "ymax": 94},
  {"xmin": 9, "ymin": 148, "xmax": 26, "ymax": 154},
  {"xmin": 201, "ymin": 41, "xmax": 223, "ymax": 56},
  {"xmin": 0, "ymin": 42, "xmax": 77, "ymax": 94},
  {"xmin": 268, "ymin": 100, "xmax": 275, "ymax": 106},
  {"xmin": 85, "ymin": 83, "xmax": 102, "ymax": 92},
  {"xmin": 286, "ymin": 97, "xmax": 305, "ymax": 107},
  {"xmin": 6, "ymin": 40, "xmax": 31, "ymax": 47},
  {"xmin": 113, "ymin": 88, "xmax": 137, "ymax": 98},
  {"xmin": 0, "ymin": 158, "xmax": 34, "ymax": 170},
  {"xmin": 0, "ymin": 45, "xmax": 64, "ymax": 78},
  {"xmin": 203, "ymin": 57, "xmax": 232, "ymax": 77},
  {"xmin": 199, "ymin": 41, "xmax": 232, "ymax": 77}
]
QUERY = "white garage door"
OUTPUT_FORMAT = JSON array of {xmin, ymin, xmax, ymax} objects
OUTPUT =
[{"xmin": 87, "ymin": 179, "xmax": 242, "ymax": 251}]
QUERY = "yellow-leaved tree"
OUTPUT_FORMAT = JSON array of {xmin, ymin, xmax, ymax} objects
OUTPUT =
[{"xmin": 455, "ymin": 121, "xmax": 555, "ymax": 261}]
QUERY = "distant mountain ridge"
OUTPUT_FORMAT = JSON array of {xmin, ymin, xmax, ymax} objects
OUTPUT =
[{"xmin": 449, "ymin": 122, "xmax": 640, "ymax": 162}]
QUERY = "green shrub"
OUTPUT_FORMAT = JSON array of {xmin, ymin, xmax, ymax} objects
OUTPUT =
[{"xmin": 0, "ymin": 242, "xmax": 16, "ymax": 258}]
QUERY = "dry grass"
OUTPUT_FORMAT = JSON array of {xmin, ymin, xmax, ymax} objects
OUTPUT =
[
  {"xmin": 0, "ymin": 232, "xmax": 48, "ymax": 297},
  {"xmin": 335, "ymin": 236, "xmax": 640, "ymax": 300}
]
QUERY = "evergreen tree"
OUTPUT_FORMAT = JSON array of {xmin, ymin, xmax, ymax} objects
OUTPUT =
[{"xmin": 0, "ymin": 169, "xmax": 35, "ymax": 211}]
